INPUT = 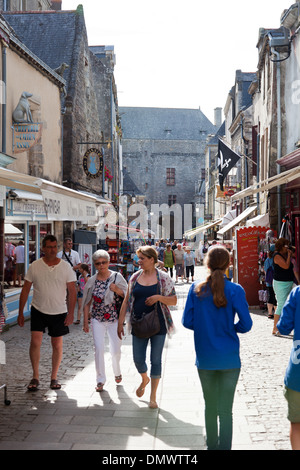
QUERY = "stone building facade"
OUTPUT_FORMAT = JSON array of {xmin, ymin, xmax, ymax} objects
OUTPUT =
[
  {"xmin": 224, "ymin": 70, "xmax": 256, "ymax": 210},
  {"xmin": 3, "ymin": 6, "xmax": 121, "ymax": 205}
]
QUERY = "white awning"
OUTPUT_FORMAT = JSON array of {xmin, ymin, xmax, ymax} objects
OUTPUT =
[
  {"xmin": 4, "ymin": 223, "xmax": 23, "ymax": 235},
  {"xmin": 218, "ymin": 205, "xmax": 257, "ymax": 235},
  {"xmin": 0, "ymin": 167, "xmax": 42, "ymax": 193},
  {"xmin": 184, "ymin": 218, "xmax": 223, "ymax": 238},
  {"xmin": 246, "ymin": 213, "xmax": 270, "ymax": 228},
  {"xmin": 231, "ymin": 165, "xmax": 300, "ymax": 201},
  {"xmin": 220, "ymin": 209, "xmax": 237, "ymax": 227},
  {"xmin": 8, "ymin": 189, "xmax": 43, "ymax": 201}
]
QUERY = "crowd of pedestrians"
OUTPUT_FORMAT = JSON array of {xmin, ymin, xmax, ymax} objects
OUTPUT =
[{"xmin": 14, "ymin": 234, "xmax": 300, "ymax": 450}]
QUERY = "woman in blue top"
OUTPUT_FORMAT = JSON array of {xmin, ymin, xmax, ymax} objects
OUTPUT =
[
  {"xmin": 277, "ymin": 286, "xmax": 300, "ymax": 449},
  {"xmin": 182, "ymin": 246, "xmax": 252, "ymax": 450}
]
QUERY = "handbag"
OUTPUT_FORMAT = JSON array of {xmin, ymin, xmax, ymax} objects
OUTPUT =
[{"xmin": 131, "ymin": 282, "xmax": 160, "ymax": 339}]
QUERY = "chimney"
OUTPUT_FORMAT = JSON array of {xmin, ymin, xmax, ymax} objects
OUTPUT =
[
  {"xmin": 51, "ymin": 0, "xmax": 62, "ymax": 10},
  {"xmin": 214, "ymin": 107, "xmax": 222, "ymax": 128}
]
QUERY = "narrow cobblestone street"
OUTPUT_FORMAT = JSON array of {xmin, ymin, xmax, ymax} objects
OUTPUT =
[{"xmin": 0, "ymin": 265, "xmax": 293, "ymax": 450}]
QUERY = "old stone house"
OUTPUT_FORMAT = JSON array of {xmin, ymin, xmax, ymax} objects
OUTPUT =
[
  {"xmin": 226, "ymin": 3, "xmax": 300, "ymax": 272},
  {"xmin": 204, "ymin": 121, "xmax": 225, "ymax": 226},
  {"xmin": 3, "ymin": 5, "xmax": 121, "ymax": 213},
  {"xmin": 120, "ymin": 106, "xmax": 216, "ymax": 239}
]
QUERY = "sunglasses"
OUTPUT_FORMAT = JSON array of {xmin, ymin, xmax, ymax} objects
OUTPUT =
[{"xmin": 94, "ymin": 260, "xmax": 108, "ymax": 266}]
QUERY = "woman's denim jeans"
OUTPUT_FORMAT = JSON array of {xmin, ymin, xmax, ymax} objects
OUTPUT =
[
  {"xmin": 198, "ymin": 368, "xmax": 240, "ymax": 450},
  {"xmin": 132, "ymin": 334, "xmax": 166, "ymax": 378}
]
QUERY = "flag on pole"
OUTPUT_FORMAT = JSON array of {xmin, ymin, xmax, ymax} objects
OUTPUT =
[{"xmin": 218, "ymin": 139, "xmax": 241, "ymax": 191}]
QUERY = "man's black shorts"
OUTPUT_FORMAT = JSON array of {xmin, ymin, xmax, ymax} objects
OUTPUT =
[{"xmin": 30, "ymin": 305, "xmax": 69, "ymax": 337}]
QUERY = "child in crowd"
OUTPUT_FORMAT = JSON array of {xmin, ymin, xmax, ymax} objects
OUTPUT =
[{"xmin": 74, "ymin": 263, "xmax": 91, "ymax": 325}]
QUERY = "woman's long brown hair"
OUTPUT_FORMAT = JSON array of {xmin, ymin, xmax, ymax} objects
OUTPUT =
[{"xmin": 195, "ymin": 246, "xmax": 230, "ymax": 308}]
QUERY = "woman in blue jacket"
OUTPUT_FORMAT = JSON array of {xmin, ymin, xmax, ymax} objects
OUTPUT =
[
  {"xmin": 277, "ymin": 286, "xmax": 300, "ymax": 450},
  {"xmin": 182, "ymin": 246, "xmax": 252, "ymax": 450}
]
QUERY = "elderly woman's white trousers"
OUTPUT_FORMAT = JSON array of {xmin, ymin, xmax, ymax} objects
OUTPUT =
[{"xmin": 91, "ymin": 318, "xmax": 122, "ymax": 384}]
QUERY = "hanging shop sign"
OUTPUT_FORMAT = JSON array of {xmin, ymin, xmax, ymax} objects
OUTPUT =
[
  {"xmin": 12, "ymin": 123, "xmax": 43, "ymax": 153},
  {"xmin": 83, "ymin": 148, "xmax": 103, "ymax": 179}
]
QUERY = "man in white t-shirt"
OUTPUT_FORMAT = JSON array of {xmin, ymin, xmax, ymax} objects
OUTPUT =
[
  {"xmin": 57, "ymin": 237, "xmax": 81, "ymax": 273},
  {"xmin": 18, "ymin": 234, "xmax": 77, "ymax": 392}
]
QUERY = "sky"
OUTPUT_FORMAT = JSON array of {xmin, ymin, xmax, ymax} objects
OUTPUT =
[{"xmin": 62, "ymin": 0, "xmax": 291, "ymax": 123}]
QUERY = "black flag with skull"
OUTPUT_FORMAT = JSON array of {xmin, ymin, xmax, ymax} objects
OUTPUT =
[{"xmin": 218, "ymin": 139, "xmax": 240, "ymax": 191}]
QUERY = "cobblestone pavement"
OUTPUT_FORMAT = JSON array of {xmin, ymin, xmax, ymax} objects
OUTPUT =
[{"xmin": 0, "ymin": 265, "xmax": 293, "ymax": 450}]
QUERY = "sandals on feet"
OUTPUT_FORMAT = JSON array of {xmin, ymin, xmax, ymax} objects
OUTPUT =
[
  {"xmin": 149, "ymin": 400, "xmax": 158, "ymax": 409},
  {"xmin": 50, "ymin": 379, "xmax": 61, "ymax": 390},
  {"xmin": 136, "ymin": 378, "xmax": 150, "ymax": 398},
  {"xmin": 27, "ymin": 378, "xmax": 39, "ymax": 392},
  {"xmin": 96, "ymin": 382, "xmax": 104, "ymax": 392},
  {"xmin": 115, "ymin": 375, "xmax": 122, "ymax": 384}
]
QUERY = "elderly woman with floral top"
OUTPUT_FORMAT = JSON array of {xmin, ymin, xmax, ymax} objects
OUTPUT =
[
  {"xmin": 82, "ymin": 250, "xmax": 127, "ymax": 392},
  {"xmin": 118, "ymin": 246, "xmax": 177, "ymax": 409}
]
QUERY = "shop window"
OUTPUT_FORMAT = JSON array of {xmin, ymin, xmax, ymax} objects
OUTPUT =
[
  {"xmin": 29, "ymin": 225, "xmax": 36, "ymax": 263},
  {"xmin": 4, "ymin": 223, "xmax": 25, "ymax": 289}
]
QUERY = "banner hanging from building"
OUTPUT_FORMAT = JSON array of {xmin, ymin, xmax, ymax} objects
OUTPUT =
[{"xmin": 218, "ymin": 139, "xmax": 240, "ymax": 191}]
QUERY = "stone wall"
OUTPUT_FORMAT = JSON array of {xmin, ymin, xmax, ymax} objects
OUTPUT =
[{"xmin": 123, "ymin": 138, "xmax": 206, "ymax": 208}]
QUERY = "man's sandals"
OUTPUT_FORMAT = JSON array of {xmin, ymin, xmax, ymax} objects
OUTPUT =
[
  {"xmin": 50, "ymin": 379, "xmax": 61, "ymax": 390},
  {"xmin": 27, "ymin": 378, "xmax": 39, "ymax": 392}
]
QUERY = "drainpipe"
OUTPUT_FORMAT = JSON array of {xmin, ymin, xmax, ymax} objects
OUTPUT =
[
  {"xmin": 2, "ymin": 46, "xmax": 6, "ymax": 153},
  {"xmin": 273, "ymin": 50, "xmax": 282, "ymax": 231},
  {"xmin": 102, "ymin": 146, "xmax": 105, "ymax": 198},
  {"xmin": 241, "ymin": 115, "xmax": 248, "ymax": 189},
  {"xmin": 257, "ymin": 132, "xmax": 260, "ymax": 210},
  {"xmin": 110, "ymin": 77, "xmax": 114, "ymax": 199}
]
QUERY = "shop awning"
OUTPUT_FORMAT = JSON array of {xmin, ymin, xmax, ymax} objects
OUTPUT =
[
  {"xmin": 184, "ymin": 218, "xmax": 223, "ymax": 238},
  {"xmin": 4, "ymin": 223, "xmax": 22, "ymax": 235},
  {"xmin": 0, "ymin": 167, "xmax": 109, "ymax": 223},
  {"xmin": 7, "ymin": 189, "xmax": 43, "ymax": 201},
  {"xmin": 246, "ymin": 213, "xmax": 269, "ymax": 228},
  {"xmin": 231, "ymin": 165, "xmax": 300, "ymax": 201},
  {"xmin": 217, "ymin": 205, "xmax": 257, "ymax": 235},
  {"xmin": 0, "ymin": 167, "xmax": 42, "ymax": 193},
  {"xmin": 220, "ymin": 209, "xmax": 237, "ymax": 227}
]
